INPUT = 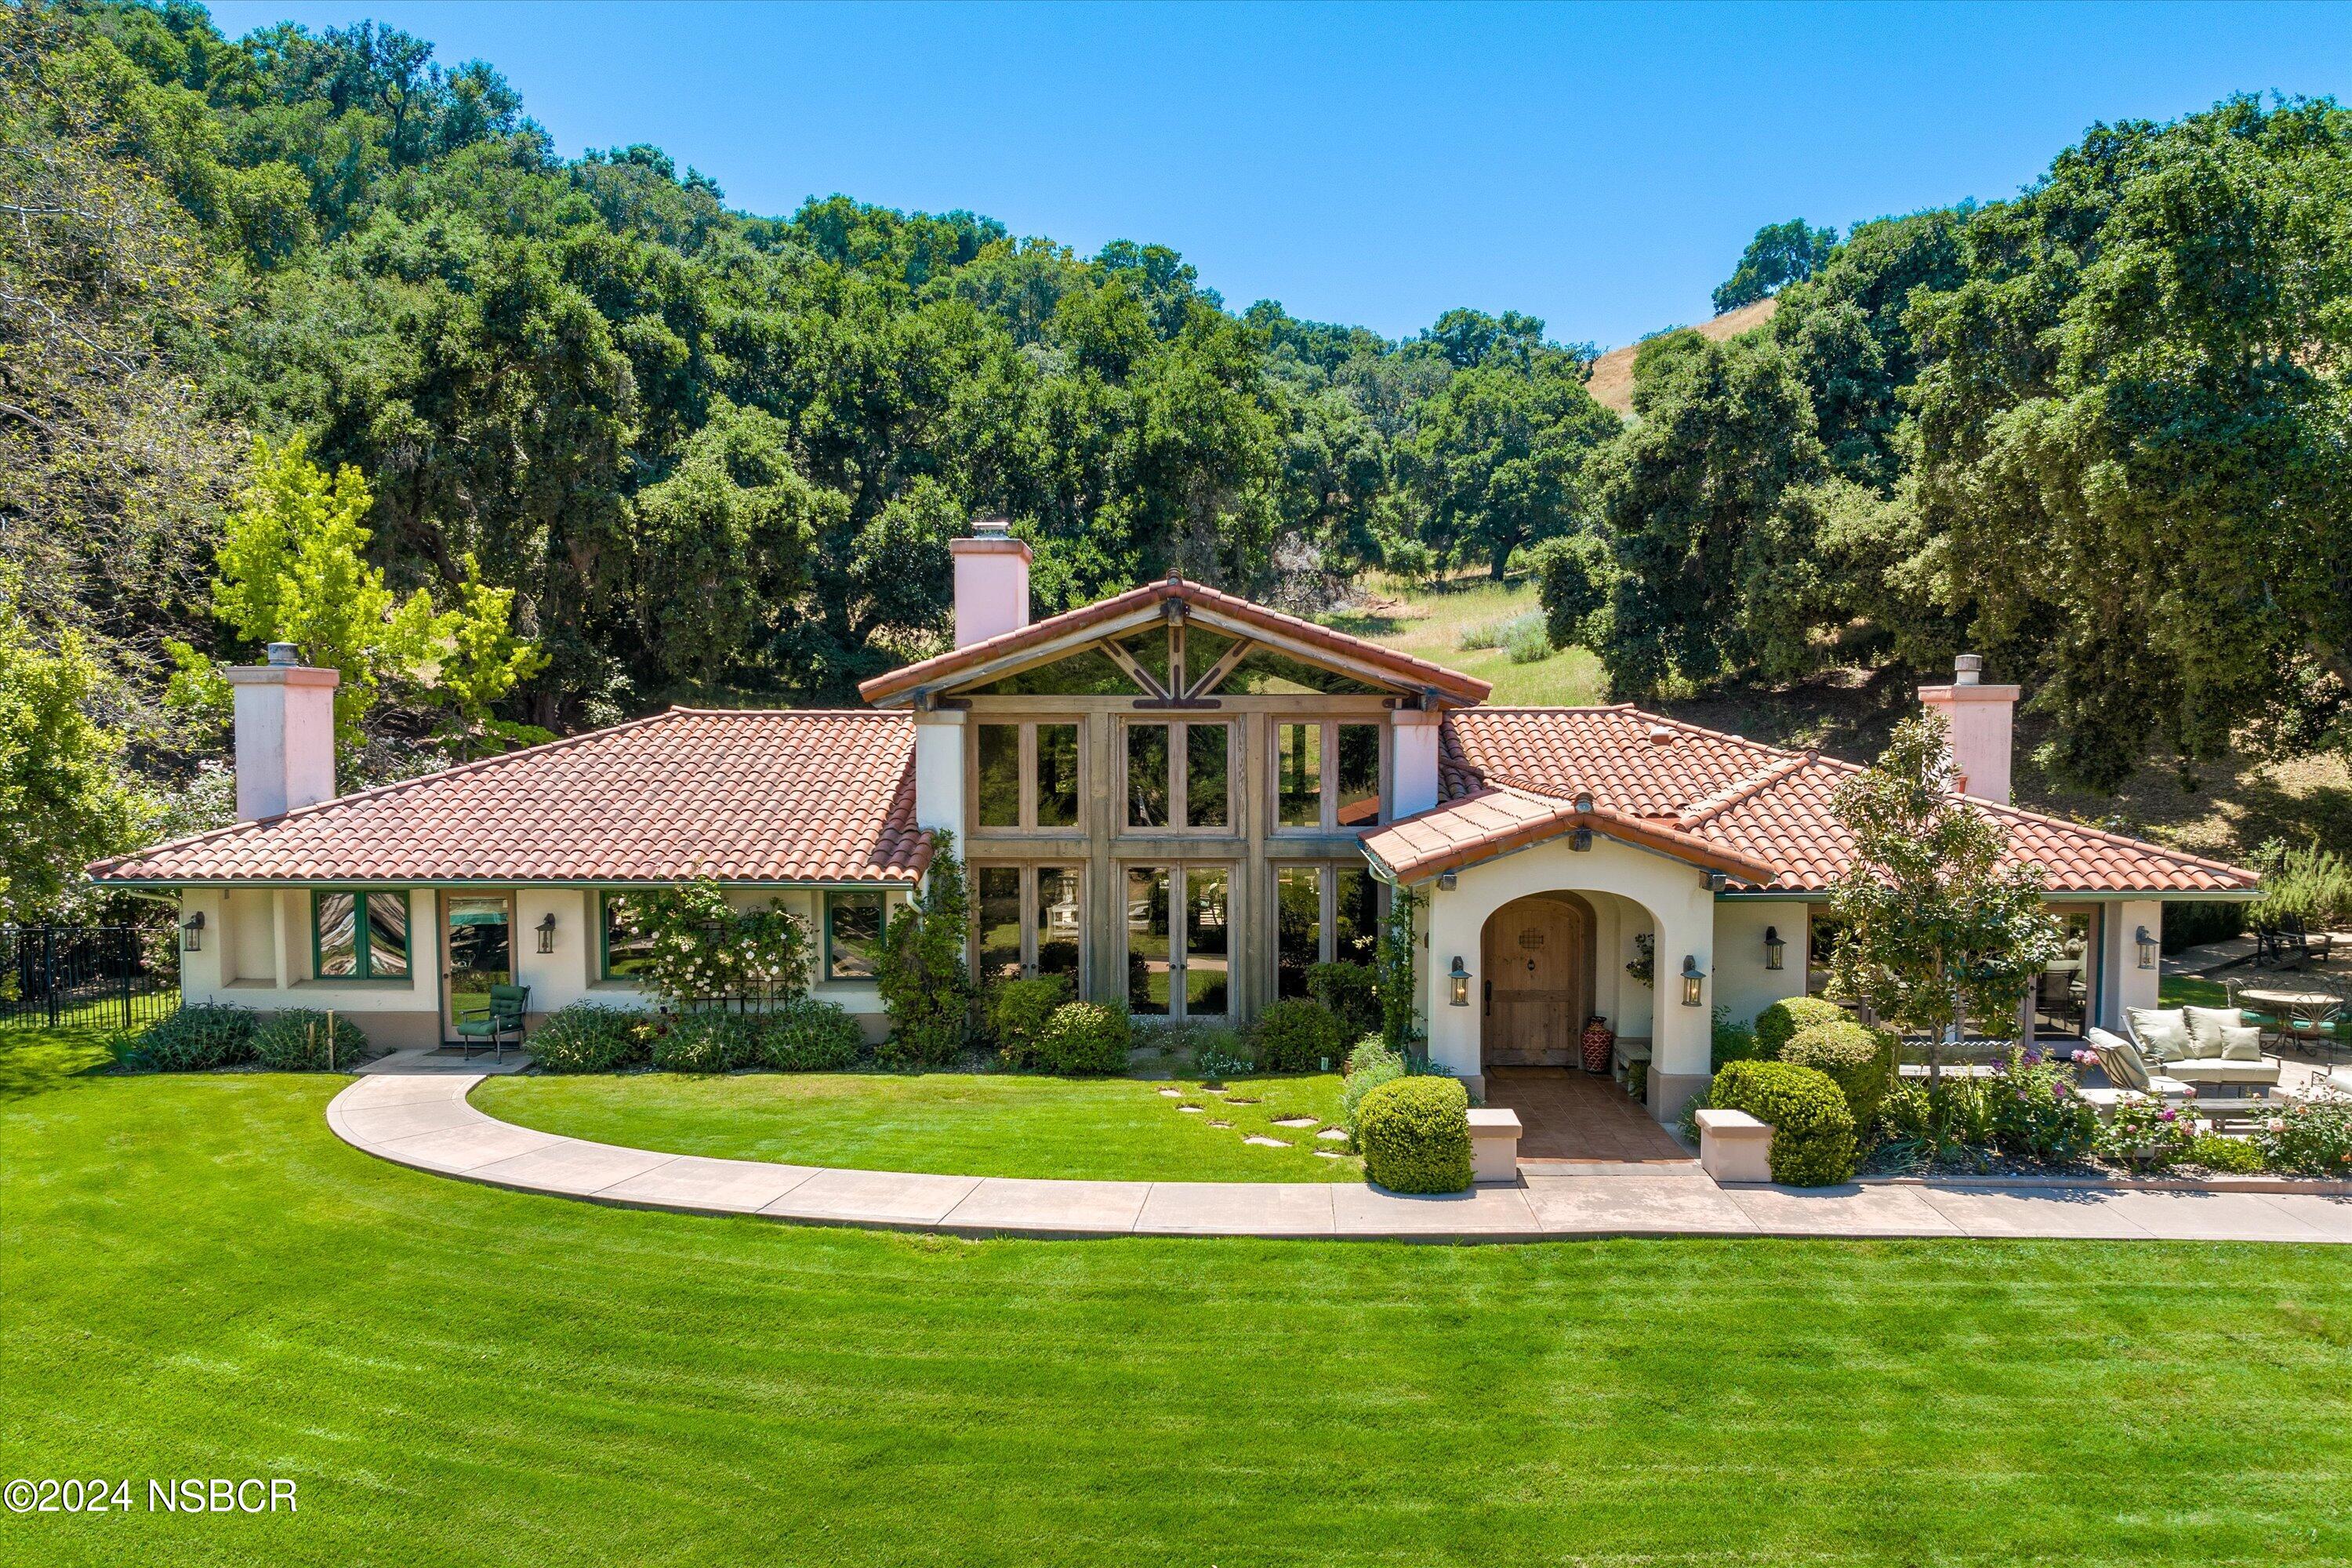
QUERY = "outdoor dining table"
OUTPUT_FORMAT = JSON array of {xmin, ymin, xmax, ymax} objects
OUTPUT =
[{"xmin": 2233, "ymin": 985, "xmax": 2344, "ymax": 1065}]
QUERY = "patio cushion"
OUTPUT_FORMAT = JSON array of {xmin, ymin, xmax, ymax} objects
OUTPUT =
[
  {"xmin": 2165, "ymin": 1056, "xmax": 2281, "ymax": 1086},
  {"xmin": 2217, "ymin": 1024, "xmax": 2266, "ymax": 1062},
  {"xmin": 2127, "ymin": 1007, "xmax": 2193, "ymax": 1061},
  {"xmin": 2183, "ymin": 1006, "xmax": 2246, "ymax": 1051},
  {"xmin": 2087, "ymin": 1027, "xmax": 2151, "ymax": 1093}
]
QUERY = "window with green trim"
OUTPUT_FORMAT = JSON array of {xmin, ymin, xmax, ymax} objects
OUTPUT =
[
  {"xmin": 313, "ymin": 891, "xmax": 411, "ymax": 980},
  {"xmin": 600, "ymin": 892, "xmax": 656, "ymax": 980},
  {"xmin": 826, "ymin": 891, "xmax": 885, "ymax": 981}
]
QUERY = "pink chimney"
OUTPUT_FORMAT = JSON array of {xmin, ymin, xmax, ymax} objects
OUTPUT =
[
  {"xmin": 1918, "ymin": 653, "xmax": 2020, "ymax": 804},
  {"xmin": 949, "ymin": 517, "xmax": 1032, "ymax": 648}
]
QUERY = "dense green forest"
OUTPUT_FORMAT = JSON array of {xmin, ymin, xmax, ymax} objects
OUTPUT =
[{"xmin": 3, "ymin": 0, "xmax": 2348, "ymax": 918}]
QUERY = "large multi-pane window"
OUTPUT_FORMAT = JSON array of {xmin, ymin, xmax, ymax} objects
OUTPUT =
[
  {"xmin": 600, "ymin": 893, "xmax": 655, "ymax": 980},
  {"xmin": 1126, "ymin": 720, "xmax": 1234, "ymax": 831},
  {"xmin": 1274, "ymin": 721, "xmax": 1381, "ymax": 829},
  {"xmin": 313, "ymin": 891, "xmax": 411, "ymax": 980},
  {"xmin": 1273, "ymin": 862, "xmax": 1383, "ymax": 996},
  {"xmin": 975, "ymin": 723, "xmax": 1081, "ymax": 830},
  {"xmin": 825, "ymin": 891, "xmax": 885, "ymax": 981},
  {"xmin": 972, "ymin": 864, "xmax": 1085, "ymax": 989}
]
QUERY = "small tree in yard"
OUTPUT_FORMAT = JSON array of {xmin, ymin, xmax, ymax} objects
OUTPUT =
[
  {"xmin": 1828, "ymin": 713, "xmax": 2063, "ymax": 1083},
  {"xmin": 877, "ymin": 830, "xmax": 975, "ymax": 1068}
]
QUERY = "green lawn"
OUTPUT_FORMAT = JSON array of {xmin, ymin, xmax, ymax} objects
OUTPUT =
[
  {"xmin": 1324, "ymin": 575, "xmax": 1610, "ymax": 706},
  {"xmin": 7, "ymin": 1044, "xmax": 2352, "ymax": 1565},
  {"xmin": 477, "ymin": 1069, "xmax": 1361, "ymax": 1181}
]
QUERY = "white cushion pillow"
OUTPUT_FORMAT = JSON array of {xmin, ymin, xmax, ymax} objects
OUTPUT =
[
  {"xmin": 2087, "ymin": 1027, "xmax": 2151, "ymax": 1092},
  {"xmin": 2183, "ymin": 1005, "xmax": 2247, "ymax": 1052},
  {"xmin": 2127, "ymin": 1007, "xmax": 2193, "ymax": 1062},
  {"xmin": 2217, "ymin": 1024, "xmax": 2266, "ymax": 1062}
]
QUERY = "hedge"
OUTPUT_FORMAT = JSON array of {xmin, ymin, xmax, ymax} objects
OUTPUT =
[
  {"xmin": 1356, "ymin": 1075, "xmax": 1472, "ymax": 1193},
  {"xmin": 1752, "ymin": 996, "xmax": 1846, "ymax": 1060},
  {"xmin": 1305, "ymin": 961, "xmax": 1380, "ymax": 1040},
  {"xmin": 758, "ymin": 996, "xmax": 865, "ymax": 1072},
  {"xmin": 648, "ymin": 1011, "xmax": 759, "ymax": 1073},
  {"xmin": 1036, "ymin": 1001, "xmax": 1131, "ymax": 1075},
  {"xmin": 1248, "ymin": 997, "xmax": 1344, "ymax": 1072},
  {"xmin": 989, "ymin": 976, "xmax": 1072, "ymax": 1068},
  {"xmin": 132, "ymin": 1004, "xmax": 256, "ymax": 1071},
  {"xmin": 1780, "ymin": 1018, "xmax": 1895, "ymax": 1128},
  {"xmin": 526, "ymin": 1003, "xmax": 648, "ymax": 1073},
  {"xmin": 251, "ymin": 1008, "xmax": 372, "ymax": 1071},
  {"xmin": 1708, "ymin": 1058, "xmax": 1857, "ymax": 1186}
]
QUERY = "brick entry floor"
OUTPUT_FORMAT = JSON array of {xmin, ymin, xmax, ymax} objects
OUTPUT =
[{"xmin": 1484, "ymin": 1066, "xmax": 1693, "ymax": 1164}]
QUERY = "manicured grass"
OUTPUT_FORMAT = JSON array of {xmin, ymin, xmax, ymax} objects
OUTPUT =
[
  {"xmin": 2161, "ymin": 975, "xmax": 2231, "ymax": 1008},
  {"xmin": 1325, "ymin": 575, "xmax": 1610, "ymax": 706},
  {"xmin": 478, "ymin": 1069, "xmax": 1361, "ymax": 1181},
  {"xmin": 6, "ymin": 1050, "xmax": 2352, "ymax": 1565}
]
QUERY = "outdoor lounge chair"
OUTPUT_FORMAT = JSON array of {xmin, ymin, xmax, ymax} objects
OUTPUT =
[
  {"xmin": 455, "ymin": 982, "xmax": 530, "ymax": 1062},
  {"xmin": 2081, "ymin": 1027, "xmax": 2198, "ymax": 1113},
  {"xmin": 2255, "ymin": 913, "xmax": 2334, "ymax": 968}
]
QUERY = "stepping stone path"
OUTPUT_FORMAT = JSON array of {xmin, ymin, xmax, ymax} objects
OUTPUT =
[
  {"xmin": 1208, "ymin": 1120, "xmax": 1232, "ymax": 1128},
  {"xmin": 1243, "ymin": 1135, "xmax": 1289, "ymax": 1148},
  {"xmin": 1222, "ymin": 1096, "xmax": 1258, "ymax": 1105},
  {"xmin": 1178, "ymin": 1104, "xmax": 1205, "ymax": 1113},
  {"xmin": 1315, "ymin": 1149, "xmax": 1345, "ymax": 1160},
  {"xmin": 1156, "ymin": 1087, "xmax": 1182, "ymax": 1098},
  {"xmin": 1272, "ymin": 1116, "xmax": 1317, "ymax": 1128},
  {"xmin": 1316, "ymin": 1127, "xmax": 1349, "ymax": 1142}
]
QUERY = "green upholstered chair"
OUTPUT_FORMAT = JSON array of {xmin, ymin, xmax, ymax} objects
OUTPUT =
[{"xmin": 455, "ymin": 983, "xmax": 529, "ymax": 1062}]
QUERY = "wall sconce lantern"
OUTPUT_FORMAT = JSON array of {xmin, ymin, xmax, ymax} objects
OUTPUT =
[
  {"xmin": 2136, "ymin": 925, "xmax": 2156, "ymax": 970},
  {"xmin": 180, "ymin": 909, "xmax": 205, "ymax": 953},
  {"xmin": 1570, "ymin": 827, "xmax": 1593, "ymax": 852},
  {"xmin": 1680, "ymin": 954, "xmax": 1705, "ymax": 1007},
  {"xmin": 537, "ymin": 912, "xmax": 558, "ymax": 955},
  {"xmin": 1763, "ymin": 926, "xmax": 1785, "ymax": 971},
  {"xmin": 1448, "ymin": 956, "xmax": 1471, "ymax": 1007}
]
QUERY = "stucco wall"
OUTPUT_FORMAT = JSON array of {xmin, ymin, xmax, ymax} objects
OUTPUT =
[
  {"xmin": 1421, "ymin": 833, "xmax": 1720, "ymax": 1123},
  {"xmin": 1711, "ymin": 900, "xmax": 1813, "ymax": 1027}
]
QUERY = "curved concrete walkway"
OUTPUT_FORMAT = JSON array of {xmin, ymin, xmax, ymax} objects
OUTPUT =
[{"xmin": 327, "ymin": 1073, "xmax": 2352, "ymax": 1243}]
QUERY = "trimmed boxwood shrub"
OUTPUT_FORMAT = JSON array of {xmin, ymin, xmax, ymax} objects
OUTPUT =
[
  {"xmin": 1340, "ymin": 1035, "xmax": 1406, "ymax": 1138},
  {"xmin": 527, "ymin": 1003, "xmax": 648, "ymax": 1073},
  {"xmin": 1356, "ymin": 1075, "xmax": 1472, "ymax": 1193},
  {"xmin": 648, "ymin": 1011, "xmax": 760, "ymax": 1073},
  {"xmin": 1306, "ymin": 960, "xmax": 1380, "ymax": 1040},
  {"xmin": 1781, "ymin": 1018, "xmax": 1895, "ymax": 1127},
  {"xmin": 1708, "ymin": 1059, "xmax": 1857, "ymax": 1186},
  {"xmin": 1753, "ymin": 996, "xmax": 1846, "ymax": 1060},
  {"xmin": 1248, "ymin": 997, "xmax": 1344, "ymax": 1072},
  {"xmin": 758, "ymin": 996, "xmax": 864, "ymax": 1072},
  {"xmin": 989, "ymin": 975, "xmax": 1072, "ymax": 1068},
  {"xmin": 1036, "ymin": 1000, "xmax": 1131, "ymax": 1075},
  {"xmin": 250, "ymin": 1008, "xmax": 372, "ymax": 1070},
  {"xmin": 132, "ymin": 1004, "xmax": 256, "ymax": 1071}
]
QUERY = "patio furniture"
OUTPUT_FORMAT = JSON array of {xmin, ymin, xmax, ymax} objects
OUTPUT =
[
  {"xmin": 2232, "ymin": 983, "xmax": 2343, "ymax": 1067},
  {"xmin": 2080, "ymin": 1027, "xmax": 2197, "ymax": 1114},
  {"xmin": 455, "ymin": 982, "xmax": 530, "ymax": 1062},
  {"xmin": 2122, "ymin": 1003, "xmax": 2287, "ymax": 1095},
  {"xmin": 2253, "ymin": 913, "xmax": 2333, "ymax": 969}
]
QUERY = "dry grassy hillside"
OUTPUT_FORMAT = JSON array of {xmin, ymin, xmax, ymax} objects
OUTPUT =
[{"xmin": 1584, "ymin": 296, "xmax": 1778, "ymax": 416}]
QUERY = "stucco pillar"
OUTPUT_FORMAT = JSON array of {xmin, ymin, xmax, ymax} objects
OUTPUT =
[
  {"xmin": 1645, "ymin": 877, "xmax": 1720, "ymax": 1126},
  {"xmin": 912, "ymin": 710, "xmax": 967, "ymax": 841},
  {"xmin": 1423, "ymin": 882, "xmax": 1482, "ymax": 1095},
  {"xmin": 1390, "ymin": 709, "xmax": 1442, "ymax": 819},
  {"xmin": 2098, "ymin": 900, "xmax": 2162, "ymax": 1030}
]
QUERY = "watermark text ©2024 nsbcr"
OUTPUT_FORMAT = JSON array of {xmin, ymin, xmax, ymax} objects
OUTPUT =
[{"xmin": 6, "ymin": 1477, "xmax": 299, "ymax": 1515}]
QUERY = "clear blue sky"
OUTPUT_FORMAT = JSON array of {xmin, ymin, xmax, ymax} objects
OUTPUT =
[{"xmin": 205, "ymin": 0, "xmax": 2350, "ymax": 349}]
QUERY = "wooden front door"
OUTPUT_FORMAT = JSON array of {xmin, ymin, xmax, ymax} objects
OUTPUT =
[{"xmin": 1483, "ymin": 896, "xmax": 1589, "ymax": 1068}]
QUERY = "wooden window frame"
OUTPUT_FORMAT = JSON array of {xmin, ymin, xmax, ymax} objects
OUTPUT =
[
  {"xmin": 1270, "ymin": 859, "xmax": 1388, "ymax": 992},
  {"xmin": 822, "ymin": 890, "xmax": 888, "ymax": 983},
  {"xmin": 971, "ymin": 720, "xmax": 1087, "ymax": 834},
  {"xmin": 1120, "ymin": 717, "xmax": 1238, "ymax": 835},
  {"xmin": 310, "ymin": 888, "xmax": 413, "ymax": 982},
  {"xmin": 970, "ymin": 862, "xmax": 1088, "ymax": 993},
  {"xmin": 1269, "ymin": 720, "xmax": 1387, "ymax": 834},
  {"xmin": 1120, "ymin": 861, "xmax": 1237, "ymax": 1022}
]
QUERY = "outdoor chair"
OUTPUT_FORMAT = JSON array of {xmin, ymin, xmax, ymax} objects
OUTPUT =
[
  {"xmin": 2080, "ymin": 1027, "xmax": 2198, "ymax": 1114},
  {"xmin": 2281, "ymin": 913, "xmax": 2336, "ymax": 965},
  {"xmin": 455, "ymin": 982, "xmax": 530, "ymax": 1062},
  {"xmin": 2122, "ymin": 1005, "xmax": 2286, "ymax": 1096}
]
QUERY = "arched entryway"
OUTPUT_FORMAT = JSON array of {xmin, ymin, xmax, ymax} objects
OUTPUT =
[{"xmin": 1480, "ymin": 892, "xmax": 1597, "ymax": 1069}]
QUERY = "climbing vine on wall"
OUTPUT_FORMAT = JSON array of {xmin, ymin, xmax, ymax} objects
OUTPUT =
[
  {"xmin": 620, "ymin": 877, "xmax": 813, "ymax": 1010},
  {"xmin": 1374, "ymin": 882, "xmax": 1422, "ymax": 1050}
]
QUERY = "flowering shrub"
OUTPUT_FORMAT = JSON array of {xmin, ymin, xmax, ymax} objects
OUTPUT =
[
  {"xmin": 1874, "ymin": 1076, "xmax": 1995, "ymax": 1167},
  {"xmin": 2250, "ymin": 1092, "xmax": 2352, "ymax": 1177},
  {"xmin": 877, "ymin": 832, "xmax": 974, "ymax": 1069},
  {"xmin": 2187, "ymin": 1132, "xmax": 2266, "ymax": 1174},
  {"xmin": 2096, "ymin": 1097, "xmax": 2199, "ymax": 1171},
  {"xmin": 620, "ymin": 878, "xmax": 812, "ymax": 1010},
  {"xmin": 1985, "ymin": 1048, "xmax": 2097, "ymax": 1163},
  {"xmin": 645, "ymin": 1010, "xmax": 760, "ymax": 1073}
]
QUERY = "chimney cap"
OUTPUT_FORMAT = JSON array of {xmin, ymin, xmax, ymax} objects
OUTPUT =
[
  {"xmin": 1954, "ymin": 652, "xmax": 1983, "ymax": 686},
  {"xmin": 969, "ymin": 515, "xmax": 1011, "ymax": 538},
  {"xmin": 266, "ymin": 641, "xmax": 300, "ymax": 666}
]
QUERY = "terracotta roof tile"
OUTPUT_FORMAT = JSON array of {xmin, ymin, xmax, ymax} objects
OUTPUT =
[
  {"xmin": 89, "ymin": 710, "xmax": 930, "ymax": 886},
  {"xmin": 858, "ymin": 577, "xmax": 1492, "ymax": 706},
  {"xmin": 1423, "ymin": 707, "xmax": 2258, "ymax": 895}
]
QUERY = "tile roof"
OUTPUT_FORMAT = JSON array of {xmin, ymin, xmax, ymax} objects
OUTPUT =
[
  {"xmin": 1381, "ymin": 706, "xmax": 2261, "ymax": 895},
  {"xmin": 856, "ymin": 576, "xmax": 1493, "ymax": 707},
  {"xmin": 89, "ymin": 710, "xmax": 931, "ymax": 887}
]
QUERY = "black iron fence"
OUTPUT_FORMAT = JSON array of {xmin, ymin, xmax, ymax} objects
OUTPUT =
[{"xmin": 1, "ymin": 925, "xmax": 180, "ymax": 1032}]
